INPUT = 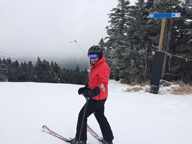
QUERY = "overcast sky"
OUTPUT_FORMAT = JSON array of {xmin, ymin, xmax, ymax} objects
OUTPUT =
[{"xmin": 0, "ymin": 0, "xmax": 137, "ymax": 68}]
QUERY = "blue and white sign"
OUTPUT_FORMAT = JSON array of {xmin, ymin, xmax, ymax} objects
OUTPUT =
[{"xmin": 149, "ymin": 13, "xmax": 181, "ymax": 18}]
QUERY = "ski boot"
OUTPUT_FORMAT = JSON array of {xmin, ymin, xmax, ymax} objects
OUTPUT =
[
  {"xmin": 105, "ymin": 142, "xmax": 113, "ymax": 144},
  {"xmin": 101, "ymin": 140, "xmax": 113, "ymax": 144},
  {"xmin": 70, "ymin": 138, "xmax": 87, "ymax": 144}
]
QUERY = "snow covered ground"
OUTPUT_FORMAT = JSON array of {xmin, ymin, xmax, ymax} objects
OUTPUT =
[{"xmin": 0, "ymin": 80, "xmax": 192, "ymax": 144}]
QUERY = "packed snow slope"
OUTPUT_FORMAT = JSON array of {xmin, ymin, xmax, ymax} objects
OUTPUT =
[{"xmin": 0, "ymin": 81, "xmax": 192, "ymax": 144}]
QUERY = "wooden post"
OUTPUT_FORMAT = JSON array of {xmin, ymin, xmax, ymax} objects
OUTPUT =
[{"xmin": 158, "ymin": 18, "xmax": 166, "ymax": 51}]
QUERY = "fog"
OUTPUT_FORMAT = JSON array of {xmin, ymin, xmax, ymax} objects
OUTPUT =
[{"xmin": 0, "ymin": 0, "xmax": 137, "ymax": 69}]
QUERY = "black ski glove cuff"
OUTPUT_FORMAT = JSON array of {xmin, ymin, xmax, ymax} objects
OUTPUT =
[
  {"xmin": 78, "ymin": 83, "xmax": 89, "ymax": 95},
  {"xmin": 83, "ymin": 86, "xmax": 100, "ymax": 98}
]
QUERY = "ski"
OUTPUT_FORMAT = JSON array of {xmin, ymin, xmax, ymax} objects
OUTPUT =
[
  {"xmin": 42, "ymin": 124, "xmax": 105, "ymax": 144},
  {"xmin": 87, "ymin": 124, "xmax": 106, "ymax": 144},
  {"xmin": 42, "ymin": 125, "xmax": 71, "ymax": 143}
]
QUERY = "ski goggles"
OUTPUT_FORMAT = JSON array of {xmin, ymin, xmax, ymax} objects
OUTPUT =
[{"xmin": 88, "ymin": 54, "xmax": 98, "ymax": 59}]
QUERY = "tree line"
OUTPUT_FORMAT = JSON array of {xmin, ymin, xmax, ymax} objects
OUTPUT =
[
  {"xmin": 101, "ymin": 0, "xmax": 192, "ymax": 84},
  {"xmin": 0, "ymin": 57, "xmax": 88, "ymax": 84}
]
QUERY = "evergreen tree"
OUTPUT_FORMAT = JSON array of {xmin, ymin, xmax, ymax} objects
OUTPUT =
[
  {"xmin": 19, "ymin": 62, "xmax": 28, "ymax": 81},
  {"xmin": 99, "ymin": 38, "xmax": 105, "ymax": 50},
  {"xmin": 75, "ymin": 64, "xmax": 81, "ymax": 84},
  {"xmin": 26, "ymin": 61, "xmax": 34, "ymax": 81},
  {"xmin": 35, "ymin": 57, "xmax": 42, "ymax": 82},
  {"xmin": 60, "ymin": 68, "xmax": 67, "ymax": 83},
  {"xmin": 0, "ymin": 58, "xmax": 8, "ymax": 81},
  {"xmin": 162, "ymin": 0, "xmax": 192, "ymax": 82},
  {"xmin": 66, "ymin": 69, "xmax": 75, "ymax": 83},
  {"xmin": 41, "ymin": 60, "xmax": 51, "ymax": 82},
  {"xmin": 105, "ymin": 0, "xmax": 131, "ymax": 80},
  {"xmin": 9, "ymin": 60, "xmax": 21, "ymax": 81},
  {"xmin": 120, "ymin": 0, "xmax": 154, "ymax": 83},
  {"xmin": 81, "ymin": 68, "xmax": 89, "ymax": 85},
  {"xmin": 35, "ymin": 58, "xmax": 53, "ymax": 82},
  {"xmin": 53, "ymin": 62, "xmax": 60, "ymax": 74}
]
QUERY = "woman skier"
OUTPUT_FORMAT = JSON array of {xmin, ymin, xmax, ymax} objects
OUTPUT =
[{"xmin": 71, "ymin": 45, "xmax": 114, "ymax": 144}]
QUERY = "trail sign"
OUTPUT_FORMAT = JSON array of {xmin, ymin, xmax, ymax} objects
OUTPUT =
[
  {"xmin": 149, "ymin": 13, "xmax": 181, "ymax": 94},
  {"xmin": 148, "ymin": 13, "xmax": 181, "ymax": 51},
  {"xmin": 149, "ymin": 13, "xmax": 181, "ymax": 18}
]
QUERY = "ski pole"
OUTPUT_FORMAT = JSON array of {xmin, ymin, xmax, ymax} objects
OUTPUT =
[{"xmin": 78, "ymin": 97, "xmax": 89, "ymax": 144}]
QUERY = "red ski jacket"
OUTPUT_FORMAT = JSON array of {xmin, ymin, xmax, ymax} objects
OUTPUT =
[{"xmin": 88, "ymin": 57, "xmax": 110, "ymax": 100}]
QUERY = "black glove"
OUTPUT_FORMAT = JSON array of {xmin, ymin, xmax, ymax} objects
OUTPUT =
[
  {"xmin": 83, "ymin": 86, "xmax": 100, "ymax": 98},
  {"xmin": 78, "ymin": 83, "xmax": 88, "ymax": 95}
]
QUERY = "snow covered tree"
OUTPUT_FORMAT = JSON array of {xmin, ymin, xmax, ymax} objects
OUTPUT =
[
  {"xmin": 105, "ymin": 0, "xmax": 131, "ymax": 80},
  {"xmin": 19, "ymin": 62, "xmax": 28, "ymax": 81},
  {"xmin": 162, "ymin": 0, "xmax": 192, "ymax": 83},
  {"xmin": 115, "ymin": 0, "xmax": 157, "ymax": 83},
  {"xmin": 27, "ymin": 61, "xmax": 35, "ymax": 81},
  {"xmin": 0, "ymin": 59, "xmax": 8, "ymax": 81},
  {"xmin": 99, "ymin": 38, "xmax": 105, "ymax": 50},
  {"xmin": 10, "ymin": 60, "xmax": 21, "ymax": 81}
]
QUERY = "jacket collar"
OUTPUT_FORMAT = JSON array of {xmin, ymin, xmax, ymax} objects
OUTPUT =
[{"xmin": 91, "ymin": 57, "xmax": 105, "ymax": 69}]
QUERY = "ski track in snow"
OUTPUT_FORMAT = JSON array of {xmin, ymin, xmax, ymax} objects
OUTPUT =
[{"xmin": 0, "ymin": 81, "xmax": 192, "ymax": 144}]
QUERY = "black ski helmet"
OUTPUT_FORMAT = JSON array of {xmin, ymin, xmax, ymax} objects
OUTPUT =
[{"xmin": 88, "ymin": 45, "xmax": 103, "ymax": 60}]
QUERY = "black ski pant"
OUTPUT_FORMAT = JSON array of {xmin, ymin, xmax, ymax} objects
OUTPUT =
[{"xmin": 75, "ymin": 98, "xmax": 114, "ymax": 142}]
